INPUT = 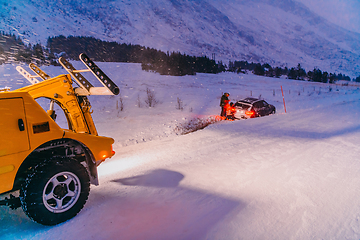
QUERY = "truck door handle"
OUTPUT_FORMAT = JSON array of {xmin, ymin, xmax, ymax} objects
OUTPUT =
[{"xmin": 18, "ymin": 119, "xmax": 25, "ymax": 131}]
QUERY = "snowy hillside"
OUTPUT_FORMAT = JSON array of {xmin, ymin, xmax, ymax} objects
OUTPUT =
[
  {"xmin": 1, "ymin": 0, "xmax": 360, "ymax": 77},
  {"xmin": 1, "ymin": 62, "xmax": 360, "ymax": 239}
]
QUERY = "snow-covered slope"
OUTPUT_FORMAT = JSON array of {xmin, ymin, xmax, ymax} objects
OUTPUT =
[
  {"xmin": 1, "ymin": 62, "xmax": 360, "ymax": 239},
  {"xmin": 1, "ymin": 0, "xmax": 360, "ymax": 77}
]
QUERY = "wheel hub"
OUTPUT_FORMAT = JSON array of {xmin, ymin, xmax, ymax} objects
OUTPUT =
[
  {"xmin": 42, "ymin": 171, "xmax": 81, "ymax": 213},
  {"xmin": 53, "ymin": 183, "xmax": 68, "ymax": 199}
]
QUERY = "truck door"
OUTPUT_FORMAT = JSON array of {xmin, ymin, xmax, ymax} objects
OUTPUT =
[{"xmin": 0, "ymin": 97, "xmax": 30, "ymax": 157}]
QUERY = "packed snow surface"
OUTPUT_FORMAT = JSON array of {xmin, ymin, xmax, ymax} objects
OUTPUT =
[{"xmin": 1, "ymin": 62, "xmax": 360, "ymax": 239}]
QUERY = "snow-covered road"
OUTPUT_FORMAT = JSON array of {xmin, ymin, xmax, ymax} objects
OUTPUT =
[{"xmin": 1, "ymin": 63, "xmax": 360, "ymax": 239}]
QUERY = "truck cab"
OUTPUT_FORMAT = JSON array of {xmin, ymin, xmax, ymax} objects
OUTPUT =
[{"xmin": 0, "ymin": 54, "xmax": 118, "ymax": 225}]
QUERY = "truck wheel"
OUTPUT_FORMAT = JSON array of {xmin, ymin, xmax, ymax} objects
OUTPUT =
[{"xmin": 20, "ymin": 158, "xmax": 90, "ymax": 225}]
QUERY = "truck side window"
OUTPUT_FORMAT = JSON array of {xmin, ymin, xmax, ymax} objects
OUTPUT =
[{"xmin": 35, "ymin": 97, "xmax": 70, "ymax": 130}]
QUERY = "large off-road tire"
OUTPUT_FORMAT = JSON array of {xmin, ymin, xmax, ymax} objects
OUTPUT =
[{"xmin": 20, "ymin": 158, "xmax": 90, "ymax": 225}]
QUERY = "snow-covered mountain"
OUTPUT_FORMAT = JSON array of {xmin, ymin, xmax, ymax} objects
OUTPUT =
[{"xmin": 1, "ymin": 0, "xmax": 360, "ymax": 77}]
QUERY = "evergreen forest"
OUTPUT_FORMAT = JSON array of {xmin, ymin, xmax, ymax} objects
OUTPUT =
[{"xmin": 0, "ymin": 32, "xmax": 358, "ymax": 82}]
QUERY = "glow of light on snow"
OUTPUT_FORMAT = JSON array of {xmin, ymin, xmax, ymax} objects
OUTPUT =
[{"xmin": 97, "ymin": 155, "xmax": 145, "ymax": 177}]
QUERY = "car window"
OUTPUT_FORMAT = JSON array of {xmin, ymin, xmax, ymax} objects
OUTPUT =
[
  {"xmin": 253, "ymin": 102, "xmax": 263, "ymax": 108},
  {"xmin": 235, "ymin": 102, "xmax": 249, "ymax": 109}
]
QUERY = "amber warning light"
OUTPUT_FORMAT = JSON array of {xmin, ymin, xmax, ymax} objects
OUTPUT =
[
  {"xmin": 111, "ymin": 145, "xmax": 115, "ymax": 156},
  {"xmin": 99, "ymin": 146, "xmax": 115, "ymax": 160}
]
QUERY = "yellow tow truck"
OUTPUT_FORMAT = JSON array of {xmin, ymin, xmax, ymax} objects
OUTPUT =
[{"xmin": 0, "ymin": 54, "xmax": 119, "ymax": 225}]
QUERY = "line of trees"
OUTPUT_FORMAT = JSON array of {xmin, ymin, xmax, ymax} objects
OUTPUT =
[
  {"xmin": 0, "ymin": 32, "xmax": 54, "ymax": 65},
  {"xmin": 48, "ymin": 35, "xmax": 155, "ymax": 63},
  {"xmin": 0, "ymin": 32, "xmax": 225, "ymax": 76},
  {"xmin": 141, "ymin": 52, "xmax": 225, "ymax": 75},
  {"xmin": 229, "ymin": 61, "xmax": 354, "ymax": 83},
  {"xmin": 47, "ymin": 36, "xmax": 225, "ymax": 75},
  {"xmin": 0, "ymin": 32, "xmax": 359, "ymax": 81}
]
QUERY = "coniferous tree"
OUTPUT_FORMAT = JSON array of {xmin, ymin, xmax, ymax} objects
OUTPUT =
[
  {"xmin": 275, "ymin": 67, "xmax": 282, "ymax": 78},
  {"xmin": 288, "ymin": 67, "xmax": 297, "ymax": 79},
  {"xmin": 283, "ymin": 66, "xmax": 289, "ymax": 76},
  {"xmin": 311, "ymin": 68, "xmax": 323, "ymax": 82},
  {"xmin": 329, "ymin": 73, "xmax": 336, "ymax": 84},
  {"xmin": 322, "ymin": 72, "xmax": 328, "ymax": 83},
  {"xmin": 296, "ymin": 63, "xmax": 306, "ymax": 80},
  {"xmin": 32, "ymin": 43, "xmax": 46, "ymax": 64},
  {"xmin": 253, "ymin": 63, "xmax": 265, "ymax": 76}
]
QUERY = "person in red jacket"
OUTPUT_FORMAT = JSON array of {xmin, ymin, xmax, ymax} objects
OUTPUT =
[
  {"xmin": 220, "ymin": 92, "xmax": 230, "ymax": 118},
  {"xmin": 226, "ymin": 102, "xmax": 236, "ymax": 120}
]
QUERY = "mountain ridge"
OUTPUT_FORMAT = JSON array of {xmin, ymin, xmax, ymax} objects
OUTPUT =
[{"xmin": 1, "ymin": 0, "xmax": 359, "ymax": 77}]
